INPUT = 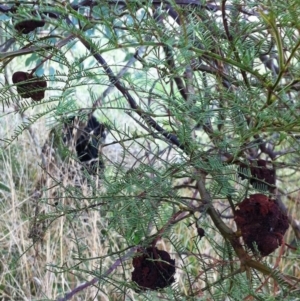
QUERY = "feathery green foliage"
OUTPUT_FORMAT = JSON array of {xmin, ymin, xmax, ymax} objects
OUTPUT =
[{"xmin": 0, "ymin": 1, "xmax": 300, "ymax": 300}]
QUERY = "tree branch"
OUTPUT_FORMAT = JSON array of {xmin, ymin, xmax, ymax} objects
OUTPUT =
[
  {"xmin": 56, "ymin": 246, "xmax": 139, "ymax": 301},
  {"xmin": 76, "ymin": 34, "xmax": 187, "ymax": 151}
]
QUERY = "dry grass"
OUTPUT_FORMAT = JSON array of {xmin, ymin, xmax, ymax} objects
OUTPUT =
[{"xmin": 0, "ymin": 112, "xmax": 115, "ymax": 300}]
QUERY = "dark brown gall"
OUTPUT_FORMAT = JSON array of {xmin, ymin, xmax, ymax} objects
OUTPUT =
[
  {"xmin": 238, "ymin": 159, "xmax": 275, "ymax": 189},
  {"xmin": 197, "ymin": 227, "xmax": 205, "ymax": 240},
  {"xmin": 15, "ymin": 20, "xmax": 45, "ymax": 34},
  {"xmin": 234, "ymin": 194, "xmax": 289, "ymax": 256},
  {"xmin": 12, "ymin": 71, "xmax": 47, "ymax": 101},
  {"xmin": 132, "ymin": 247, "xmax": 175, "ymax": 291}
]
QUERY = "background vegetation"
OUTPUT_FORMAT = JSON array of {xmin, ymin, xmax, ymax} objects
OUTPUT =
[{"xmin": 0, "ymin": 0, "xmax": 300, "ymax": 300}]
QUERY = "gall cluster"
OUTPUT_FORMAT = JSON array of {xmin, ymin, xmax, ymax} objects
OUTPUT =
[
  {"xmin": 63, "ymin": 115, "xmax": 106, "ymax": 174},
  {"xmin": 131, "ymin": 247, "xmax": 175, "ymax": 291},
  {"xmin": 234, "ymin": 194, "xmax": 289, "ymax": 256},
  {"xmin": 12, "ymin": 71, "xmax": 47, "ymax": 101},
  {"xmin": 15, "ymin": 20, "xmax": 45, "ymax": 34},
  {"xmin": 238, "ymin": 159, "xmax": 275, "ymax": 189}
]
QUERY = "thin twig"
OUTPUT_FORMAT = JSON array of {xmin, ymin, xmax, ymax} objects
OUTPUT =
[
  {"xmin": 92, "ymin": 46, "xmax": 146, "ymax": 109},
  {"xmin": 56, "ymin": 246, "xmax": 139, "ymax": 301},
  {"xmin": 76, "ymin": 33, "xmax": 186, "ymax": 151}
]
